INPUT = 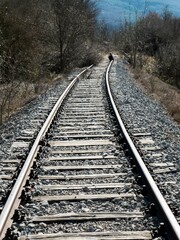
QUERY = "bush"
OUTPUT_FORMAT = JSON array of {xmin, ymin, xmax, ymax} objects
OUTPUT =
[{"xmin": 115, "ymin": 9, "xmax": 180, "ymax": 88}]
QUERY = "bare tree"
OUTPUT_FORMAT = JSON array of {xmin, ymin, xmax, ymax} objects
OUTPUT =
[
  {"xmin": 0, "ymin": 1, "xmax": 41, "ymax": 123},
  {"xmin": 0, "ymin": 0, "xmax": 99, "ymax": 123},
  {"xmin": 48, "ymin": 0, "xmax": 97, "ymax": 72}
]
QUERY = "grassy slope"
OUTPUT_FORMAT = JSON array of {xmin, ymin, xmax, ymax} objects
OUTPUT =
[{"xmin": 131, "ymin": 64, "xmax": 180, "ymax": 123}]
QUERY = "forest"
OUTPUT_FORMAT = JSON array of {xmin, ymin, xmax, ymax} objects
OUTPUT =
[
  {"xmin": 0, "ymin": 0, "xmax": 103, "ymax": 123},
  {"xmin": 113, "ymin": 9, "xmax": 180, "ymax": 88},
  {"xmin": 0, "ymin": 0, "xmax": 180, "ymax": 124}
]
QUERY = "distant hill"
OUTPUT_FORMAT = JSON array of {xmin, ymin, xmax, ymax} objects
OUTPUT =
[{"xmin": 95, "ymin": 0, "xmax": 180, "ymax": 27}]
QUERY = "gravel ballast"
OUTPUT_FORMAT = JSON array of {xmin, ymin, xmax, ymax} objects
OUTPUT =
[
  {"xmin": 0, "ymin": 73, "xmax": 78, "ymax": 159},
  {"xmin": 0, "ymin": 57, "xmax": 179, "ymax": 237},
  {"xmin": 110, "ymin": 58, "xmax": 180, "ymax": 218}
]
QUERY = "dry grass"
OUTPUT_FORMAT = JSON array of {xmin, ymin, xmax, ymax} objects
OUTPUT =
[
  {"xmin": 132, "ymin": 67, "xmax": 180, "ymax": 123},
  {"xmin": 0, "ymin": 75, "xmax": 64, "ymax": 124}
]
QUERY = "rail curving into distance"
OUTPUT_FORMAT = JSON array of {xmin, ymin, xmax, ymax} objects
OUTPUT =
[
  {"xmin": 106, "ymin": 60, "xmax": 180, "ymax": 240},
  {"xmin": 0, "ymin": 65, "xmax": 93, "ymax": 240},
  {"xmin": 0, "ymin": 59, "xmax": 180, "ymax": 240}
]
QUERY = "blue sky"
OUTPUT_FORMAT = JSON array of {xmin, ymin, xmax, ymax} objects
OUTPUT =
[{"xmin": 95, "ymin": 0, "xmax": 180, "ymax": 27}]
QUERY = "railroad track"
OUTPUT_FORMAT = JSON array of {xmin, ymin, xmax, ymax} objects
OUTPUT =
[{"xmin": 0, "ymin": 58, "xmax": 180, "ymax": 240}]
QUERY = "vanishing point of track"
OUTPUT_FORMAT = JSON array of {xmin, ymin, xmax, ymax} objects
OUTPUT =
[{"xmin": 0, "ymin": 58, "xmax": 180, "ymax": 240}]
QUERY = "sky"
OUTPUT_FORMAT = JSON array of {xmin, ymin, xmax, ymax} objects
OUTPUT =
[{"xmin": 95, "ymin": 0, "xmax": 180, "ymax": 27}]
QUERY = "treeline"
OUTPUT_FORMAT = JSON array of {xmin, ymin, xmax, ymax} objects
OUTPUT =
[
  {"xmin": 0, "ymin": 0, "xmax": 102, "ymax": 124},
  {"xmin": 0, "ymin": 0, "xmax": 99, "ymax": 81},
  {"xmin": 114, "ymin": 9, "xmax": 180, "ymax": 88}
]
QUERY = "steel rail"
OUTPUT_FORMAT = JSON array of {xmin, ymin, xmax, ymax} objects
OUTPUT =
[
  {"xmin": 0, "ymin": 65, "xmax": 93, "ymax": 240},
  {"xmin": 106, "ymin": 60, "xmax": 180, "ymax": 240}
]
